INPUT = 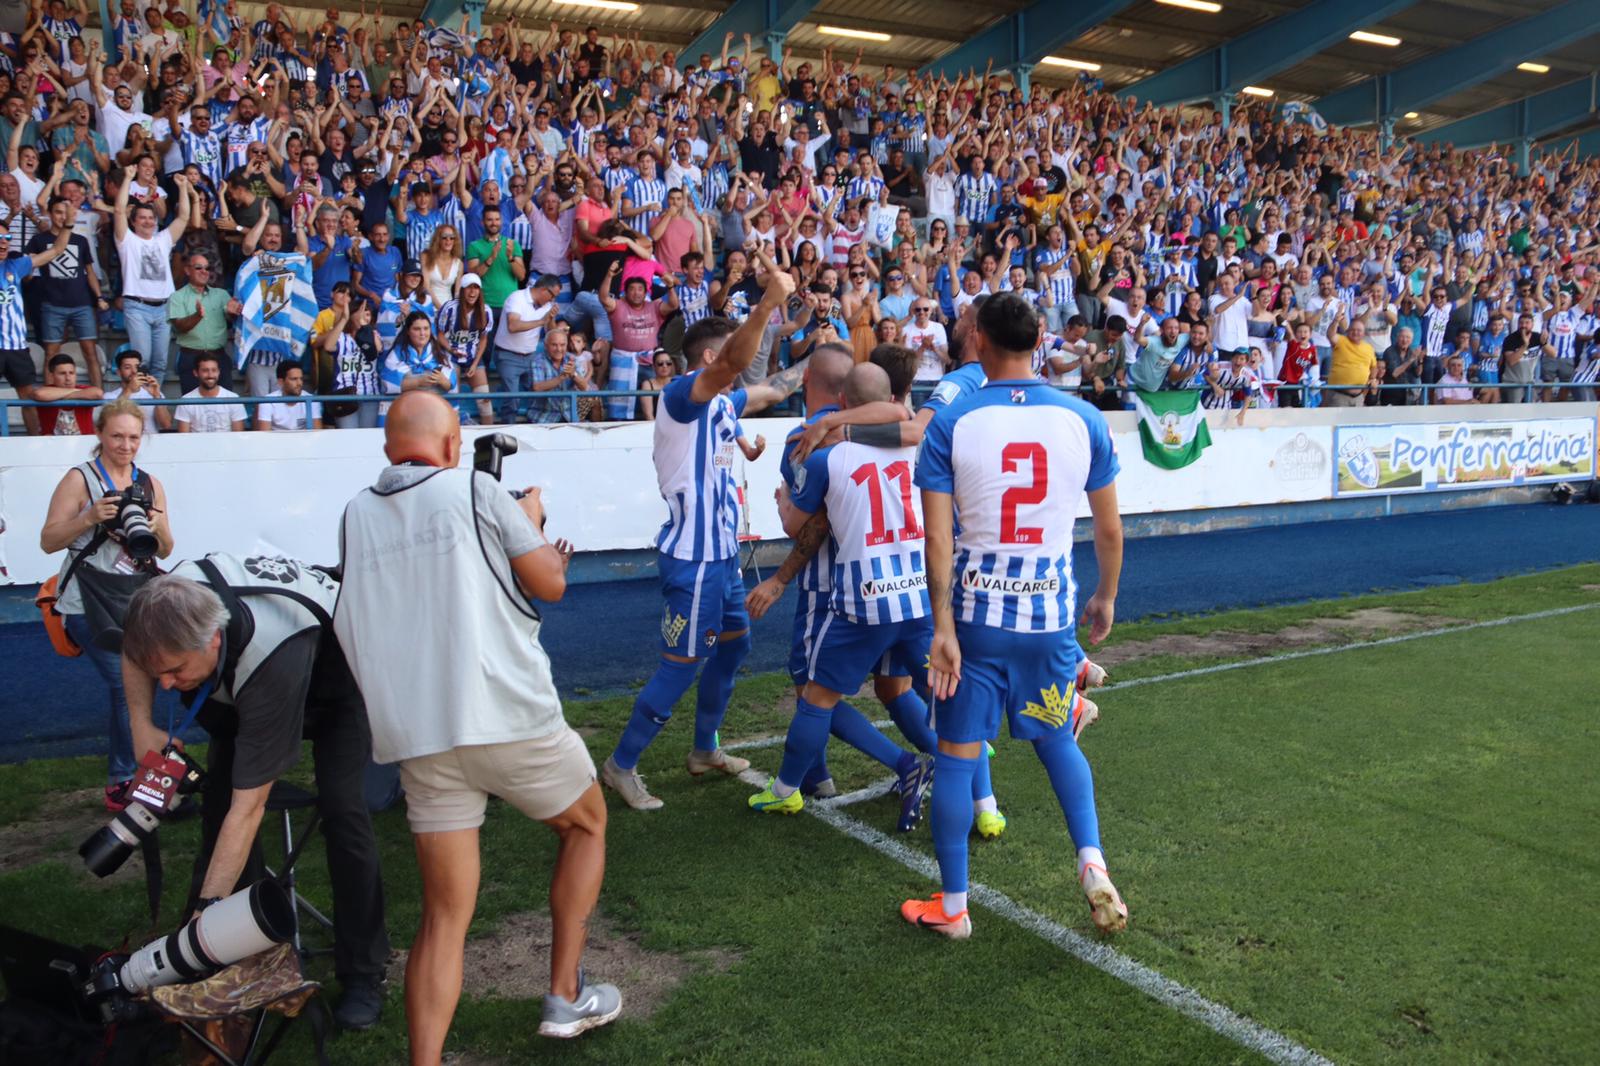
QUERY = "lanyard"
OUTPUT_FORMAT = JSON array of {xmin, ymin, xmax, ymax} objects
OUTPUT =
[
  {"xmin": 166, "ymin": 680, "xmax": 213, "ymax": 746},
  {"xmin": 93, "ymin": 457, "xmax": 138, "ymax": 493}
]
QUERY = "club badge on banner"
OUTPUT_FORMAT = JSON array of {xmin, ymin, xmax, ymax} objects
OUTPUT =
[{"xmin": 1333, "ymin": 417, "xmax": 1597, "ymax": 496}]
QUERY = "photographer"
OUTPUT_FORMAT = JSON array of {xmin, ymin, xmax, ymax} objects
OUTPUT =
[
  {"xmin": 334, "ymin": 392, "xmax": 616, "ymax": 1062},
  {"xmin": 118, "ymin": 556, "xmax": 389, "ymax": 1031},
  {"xmin": 38, "ymin": 397, "xmax": 173, "ymax": 809}
]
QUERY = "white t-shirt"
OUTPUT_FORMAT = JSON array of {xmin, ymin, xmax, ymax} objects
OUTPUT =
[
  {"xmin": 492, "ymin": 288, "xmax": 556, "ymax": 354},
  {"xmin": 103, "ymin": 384, "xmax": 162, "ymax": 434},
  {"xmin": 926, "ymin": 170, "xmax": 956, "ymax": 220},
  {"xmin": 117, "ymin": 228, "xmax": 175, "ymax": 300},
  {"xmin": 174, "ymin": 387, "xmax": 246, "ymax": 431},
  {"xmin": 99, "ymin": 99, "xmax": 151, "ymax": 156},
  {"xmin": 1209, "ymin": 292, "xmax": 1250, "ymax": 352},
  {"xmin": 904, "ymin": 320, "xmax": 949, "ymax": 381},
  {"xmin": 259, "ymin": 390, "xmax": 322, "ymax": 430},
  {"xmin": 12, "ymin": 169, "xmax": 43, "ymax": 207}
]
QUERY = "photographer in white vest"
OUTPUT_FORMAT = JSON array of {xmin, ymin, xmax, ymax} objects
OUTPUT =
[{"xmin": 332, "ymin": 392, "xmax": 616, "ymax": 1063}]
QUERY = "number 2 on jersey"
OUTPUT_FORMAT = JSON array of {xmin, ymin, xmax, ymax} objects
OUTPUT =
[
  {"xmin": 850, "ymin": 460, "xmax": 923, "ymax": 547},
  {"xmin": 1000, "ymin": 442, "xmax": 1048, "ymax": 545}
]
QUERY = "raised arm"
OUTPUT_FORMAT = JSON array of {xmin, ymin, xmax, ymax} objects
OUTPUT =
[{"xmin": 689, "ymin": 267, "xmax": 794, "ymax": 403}]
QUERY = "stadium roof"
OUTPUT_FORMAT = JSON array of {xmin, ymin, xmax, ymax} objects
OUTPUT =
[{"xmin": 250, "ymin": 0, "xmax": 1600, "ymax": 146}]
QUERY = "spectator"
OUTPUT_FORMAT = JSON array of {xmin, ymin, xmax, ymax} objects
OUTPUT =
[
  {"xmin": 102, "ymin": 345, "xmax": 172, "ymax": 432},
  {"xmin": 323, "ymin": 297, "xmax": 384, "ymax": 429},
  {"xmin": 637, "ymin": 346, "xmax": 678, "ymax": 421},
  {"xmin": 256, "ymin": 359, "xmax": 324, "ymax": 431},
  {"xmin": 168, "ymin": 251, "xmax": 243, "ymax": 393},
  {"xmin": 464, "ymin": 205, "xmax": 525, "ymax": 313},
  {"xmin": 1382, "ymin": 327, "xmax": 1422, "ymax": 407},
  {"xmin": 420, "ymin": 224, "xmax": 464, "ymax": 307},
  {"xmin": 31, "ymin": 194, "xmax": 108, "ymax": 390},
  {"xmin": 1324, "ymin": 314, "xmax": 1377, "ymax": 408},
  {"xmin": 493, "ymin": 273, "xmax": 563, "ymax": 424},
  {"xmin": 308, "ymin": 204, "xmax": 355, "ymax": 310},
  {"xmin": 32, "ymin": 352, "xmax": 103, "ymax": 435},
  {"xmin": 115, "ymin": 170, "xmax": 191, "ymax": 382},
  {"xmin": 174, "ymin": 351, "xmax": 247, "ymax": 432},
  {"xmin": 1500, "ymin": 313, "xmax": 1545, "ymax": 405},
  {"xmin": 0, "ymin": 221, "xmax": 73, "ymax": 436},
  {"xmin": 1437, "ymin": 355, "xmax": 1475, "ymax": 405},
  {"xmin": 598, "ymin": 267, "xmax": 676, "ymax": 420},
  {"xmin": 436, "ymin": 274, "xmax": 496, "ymax": 424},
  {"xmin": 902, "ymin": 297, "xmax": 948, "ymax": 382},
  {"xmin": 381, "ymin": 309, "xmax": 457, "ymax": 406}
]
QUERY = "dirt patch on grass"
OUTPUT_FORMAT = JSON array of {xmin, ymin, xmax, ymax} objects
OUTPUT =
[
  {"xmin": 0, "ymin": 787, "xmax": 121, "ymax": 874},
  {"xmin": 1095, "ymin": 608, "xmax": 1458, "ymax": 670},
  {"xmin": 390, "ymin": 912, "xmax": 736, "ymax": 1020}
]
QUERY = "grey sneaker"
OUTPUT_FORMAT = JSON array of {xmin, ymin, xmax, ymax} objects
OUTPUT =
[
  {"xmin": 539, "ymin": 971, "xmax": 622, "ymax": 1038},
  {"xmin": 601, "ymin": 755, "xmax": 664, "ymax": 810},
  {"xmin": 685, "ymin": 747, "xmax": 751, "ymax": 777}
]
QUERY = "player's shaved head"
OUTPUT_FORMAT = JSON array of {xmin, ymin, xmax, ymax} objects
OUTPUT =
[
  {"xmin": 384, "ymin": 391, "xmax": 462, "ymax": 468},
  {"xmin": 805, "ymin": 343, "xmax": 854, "ymax": 410},
  {"xmin": 842, "ymin": 362, "xmax": 891, "ymax": 409}
]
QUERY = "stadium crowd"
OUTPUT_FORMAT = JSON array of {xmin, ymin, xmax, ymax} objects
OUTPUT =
[{"xmin": 3, "ymin": 0, "xmax": 1600, "ymax": 436}]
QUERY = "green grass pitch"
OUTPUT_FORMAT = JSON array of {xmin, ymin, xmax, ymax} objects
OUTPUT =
[{"xmin": 2, "ymin": 566, "xmax": 1596, "ymax": 1064}]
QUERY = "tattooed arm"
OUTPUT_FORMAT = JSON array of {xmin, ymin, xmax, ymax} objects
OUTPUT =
[
  {"xmin": 746, "ymin": 508, "xmax": 832, "ymax": 620},
  {"xmin": 742, "ymin": 355, "xmax": 809, "ymax": 414}
]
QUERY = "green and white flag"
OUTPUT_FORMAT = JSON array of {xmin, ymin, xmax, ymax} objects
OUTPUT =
[{"xmin": 1132, "ymin": 389, "xmax": 1212, "ymax": 470}]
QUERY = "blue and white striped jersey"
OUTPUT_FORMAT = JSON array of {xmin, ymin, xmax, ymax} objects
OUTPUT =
[
  {"xmin": 675, "ymin": 279, "xmax": 710, "ymax": 325},
  {"xmin": 181, "ymin": 129, "xmax": 225, "ymax": 192},
  {"xmin": 956, "ymin": 172, "xmax": 997, "ymax": 223},
  {"xmin": 602, "ymin": 165, "xmax": 638, "ymax": 196},
  {"xmin": 0, "ymin": 255, "xmax": 32, "ymax": 348},
  {"xmin": 792, "ymin": 442, "xmax": 928, "ymax": 625},
  {"xmin": 627, "ymin": 176, "xmax": 668, "ymax": 234},
  {"xmin": 222, "ymin": 116, "xmax": 271, "ymax": 175},
  {"xmin": 654, "ymin": 371, "xmax": 748, "ymax": 562},
  {"xmin": 915, "ymin": 381, "xmax": 1119, "ymax": 634},
  {"xmin": 780, "ymin": 405, "xmax": 839, "ymax": 594},
  {"xmin": 1547, "ymin": 309, "xmax": 1582, "ymax": 359}
]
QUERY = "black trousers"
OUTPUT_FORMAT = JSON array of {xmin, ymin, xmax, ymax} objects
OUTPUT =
[{"xmin": 189, "ymin": 701, "xmax": 389, "ymax": 982}]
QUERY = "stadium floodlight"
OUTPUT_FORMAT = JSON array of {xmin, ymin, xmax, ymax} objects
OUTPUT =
[
  {"xmin": 817, "ymin": 25, "xmax": 892, "ymax": 42},
  {"xmin": 553, "ymin": 0, "xmax": 639, "ymax": 11},
  {"xmin": 1349, "ymin": 30, "xmax": 1402, "ymax": 47},
  {"xmin": 1241, "ymin": 86, "xmax": 1275, "ymax": 97},
  {"xmin": 1041, "ymin": 57, "xmax": 1102, "ymax": 71},
  {"xmin": 1516, "ymin": 61, "xmax": 1550, "ymax": 74},
  {"xmin": 1404, "ymin": 111, "xmax": 1420, "ymax": 119},
  {"xmin": 1156, "ymin": 0, "xmax": 1223, "ymax": 12}
]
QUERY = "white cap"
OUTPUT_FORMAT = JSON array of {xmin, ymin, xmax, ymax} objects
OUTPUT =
[{"xmin": 460, "ymin": 273, "xmax": 483, "ymax": 289}]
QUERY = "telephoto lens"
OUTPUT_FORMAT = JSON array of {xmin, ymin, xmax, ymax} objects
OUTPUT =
[
  {"xmin": 87, "ymin": 880, "xmax": 296, "ymax": 999},
  {"xmin": 113, "ymin": 487, "xmax": 159, "ymax": 560},
  {"xmin": 78, "ymin": 801, "xmax": 162, "ymax": 877}
]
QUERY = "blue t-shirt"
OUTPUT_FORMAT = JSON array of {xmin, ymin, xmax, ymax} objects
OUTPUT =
[
  {"xmin": 356, "ymin": 244, "xmax": 401, "ymax": 301},
  {"xmin": 308, "ymin": 234, "xmax": 353, "ymax": 309}
]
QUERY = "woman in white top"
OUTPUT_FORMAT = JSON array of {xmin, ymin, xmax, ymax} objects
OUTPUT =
[{"xmin": 421, "ymin": 224, "xmax": 463, "ymax": 306}]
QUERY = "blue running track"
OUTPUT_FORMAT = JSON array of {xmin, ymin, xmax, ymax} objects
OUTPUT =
[{"xmin": 4, "ymin": 502, "xmax": 1598, "ymax": 765}]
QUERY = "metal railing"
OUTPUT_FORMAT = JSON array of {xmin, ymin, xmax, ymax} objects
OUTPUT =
[{"xmin": 0, "ymin": 381, "xmax": 1581, "ymax": 436}]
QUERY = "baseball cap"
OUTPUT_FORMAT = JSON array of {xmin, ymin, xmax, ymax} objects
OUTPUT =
[
  {"xmin": 1232, "ymin": 346, "xmax": 1252, "ymax": 356},
  {"xmin": 460, "ymin": 273, "xmax": 482, "ymax": 289},
  {"xmin": 532, "ymin": 273, "xmax": 563, "ymax": 291},
  {"xmin": 402, "ymin": 258, "xmax": 422, "ymax": 275}
]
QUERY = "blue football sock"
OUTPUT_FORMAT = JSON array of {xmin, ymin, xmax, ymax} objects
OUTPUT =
[
  {"xmin": 830, "ymin": 699, "xmax": 906, "ymax": 770},
  {"xmin": 693, "ymin": 632, "xmax": 750, "ymax": 752},
  {"xmin": 801, "ymin": 754, "xmax": 833, "ymax": 792},
  {"xmin": 1034, "ymin": 729, "xmax": 1101, "ymax": 852},
  {"xmin": 885, "ymin": 690, "xmax": 937, "ymax": 755},
  {"xmin": 931, "ymin": 751, "xmax": 979, "ymax": 897},
  {"xmin": 777, "ymin": 696, "xmax": 833, "ymax": 791},
  {"xmin": 971, "ymin": 746, "xmax": 995, "ymax": 802},
  {"xmin": 612, "ymin": 657, "xmax": 700, "ymax": 771}
]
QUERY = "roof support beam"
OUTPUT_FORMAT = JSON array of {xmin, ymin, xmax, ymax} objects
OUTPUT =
[
  {"xmin": 1123, "ymin": 0, "xmax": 1419, "ymax": 105},
  {"xmin": 681, "ymin": 0, "xmax": 823, "ymax": 65},
  {"xmin": 1315, "ymin": 0, "xmax": 1600, "ymax": 127},
  {"xmin": 918, "ymin": 0, "xmax": 1140, "ymax": 81},
  {"xmin": 1417, "ymin": 74, "xmax": 1599, "ymax": 147}
]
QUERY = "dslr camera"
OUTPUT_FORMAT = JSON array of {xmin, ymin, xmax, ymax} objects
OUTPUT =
[
  {"xmin": 105, "ymin": 482, "xmax": 159, "ymax": 560},
  {"xmin": 473, "ymin": 432, "xmax": 527, "ymax": 500},
  {"xmin": 79, "ymin": 745, "xmax": 203, "ymax": 877}
]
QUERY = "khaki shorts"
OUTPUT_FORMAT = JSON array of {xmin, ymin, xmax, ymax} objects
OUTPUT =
[{"xmin": 399, "ymin": 727, "xmax": 597, "ymax": 834}]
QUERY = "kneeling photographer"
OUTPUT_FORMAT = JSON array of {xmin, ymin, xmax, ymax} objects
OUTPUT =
[
  {"xmin": 334, "ymin": 393, "xmax": 615, "ymax": 1064},
  {"xmin": 38, "ymin": 397, "xmax": 174, "ymax": 810},
  {"xmin": 117, "ymin": 556, "xmax": 390, "ymax": 1030}
]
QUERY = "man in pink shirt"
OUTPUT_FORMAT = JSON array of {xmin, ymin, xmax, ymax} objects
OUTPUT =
[
  {"xmin": 650, "ymin": 186, "xmax": 700, "ymax": 274},
  {"xmin": 599, "ymin": 266, "xmax": 677, "ymax": 420}
]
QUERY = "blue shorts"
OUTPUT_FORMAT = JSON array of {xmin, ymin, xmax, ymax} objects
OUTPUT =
[
  {"xmin": 657, "ymin": 553, "xmax": 748, "ymax": 658},
  {"xmin": 788, "ymin": 589, "xmax": 830, "ymax": 684},
  {"xmin": 41, "ymin": 303, "xmax": 98, "ymax": 344},
  {"xmin": 934, "ymin": 623, "xmax": 1085, "ymax": 744},
  {"xmin": 807, "ymin": 613, "xmax": 931, "ymax": 697}
]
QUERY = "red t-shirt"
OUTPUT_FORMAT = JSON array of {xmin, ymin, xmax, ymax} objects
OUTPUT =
[
  {"xmin": 575, "ymin": 197, "xmax": 614, "ymax": 257},
  {"xmin": 1280, "ymin": 341, "xmax": 1317, "ymax": 385},
  {"xmin": 38, "ymin": 389, "xmax": 96, "ymax": 436}
]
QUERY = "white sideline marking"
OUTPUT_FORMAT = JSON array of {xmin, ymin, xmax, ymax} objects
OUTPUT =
[
  {"xmin": 735, "ymin": 768, "xmax": 1332, "ymax": 1065},
  {"xmin": 1092, "ymin": 602, "xmax": 1600, "ymax": 695},
  {"xmin": 725, "ymin": 605, "xmax": 1600, "ymax": 1064}
]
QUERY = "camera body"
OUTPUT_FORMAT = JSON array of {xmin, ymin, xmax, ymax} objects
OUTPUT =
[
  {"xmin": 79, "ymin": 745, "xmax": 203, "ymax": 878},
  {"xmin": 473, "ymin": 432, "xmax": 527, "ymax": 500},
  {"xmin": 107, "ymin": 481, "xmax": 158, "ymax": 560}
]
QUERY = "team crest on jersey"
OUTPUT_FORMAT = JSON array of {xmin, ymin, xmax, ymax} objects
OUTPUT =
[
  {"xmin": 703, "ymin": 627, "xmax": 719, "ymax": 649},
  {"xmin": 661, "ymin": 608, "xmax": 688, "ymax": 647},
  {"xmin": 1018, "ymin": 682, "xmax": 1077, "ymax": 730},
  {"xmin": 1010, "ymin": 389, "xmax": 1028, "ymax": 404}
]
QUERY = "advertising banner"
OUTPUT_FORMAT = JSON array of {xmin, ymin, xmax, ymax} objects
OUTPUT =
[{"xmin": 1333, "ymin": 417, "xmax": 1596, "ymax": 496}]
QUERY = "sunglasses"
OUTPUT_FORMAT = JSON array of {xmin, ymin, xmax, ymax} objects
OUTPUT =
[
  {"xmin": 850, "ymin": 271, "xmax": 865, "ymax": 279},
  {"xmin": 887, "ymin": 275, "xmax": 904, "ymax": 282}
]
